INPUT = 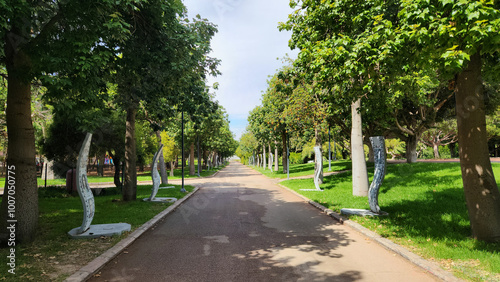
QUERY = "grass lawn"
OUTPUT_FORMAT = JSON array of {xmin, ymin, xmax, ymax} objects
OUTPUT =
[
  {"xmin": 278, "ymin": 162, "xmax": 500, "ymax": 281},
  {"xmin": 250, "ymin": 160, "xmax": 354, "ymax": 179},
  {"xmin": 0, "ymin": 184, "xmax": 194, "ymax": 281}
]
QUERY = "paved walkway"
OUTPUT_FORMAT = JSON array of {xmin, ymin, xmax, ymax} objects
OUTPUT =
[{"xmin": 88, "ymin": 162, "xmax": 440, "ymax": 282}]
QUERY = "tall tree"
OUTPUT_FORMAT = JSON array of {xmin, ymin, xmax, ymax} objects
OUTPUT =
[
  {"xmin": 117, "ymin": 1, "xmax": 218, "ymax": 201},
  {"xmin": 0, "ymin": 0, "xmax": 133, "ymax": 243},
  {"xmin": 398, "ymin": 0, "xmax": 500, "ymax": 242}
]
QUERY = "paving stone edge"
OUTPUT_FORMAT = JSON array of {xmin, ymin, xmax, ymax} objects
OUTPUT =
[
  {"xmin": 277, "ymin": 183, "xmax": 463, "ymax": 282},
  {"xmin": 64, "ymin": 187, "xmax": 201, "ymax": 282}
]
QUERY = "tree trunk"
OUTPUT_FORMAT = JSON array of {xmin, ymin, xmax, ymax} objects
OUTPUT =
[
  {"xmin": 111, "ymin": 154, "xmax": 122, "ymax": 187},
  {"xmin": 456, "ymin": 52, "xmax": 500, "ymax": 242},
  {"xmin": 123, "ymin": 106, "xmax": 137, "ymax": 201},
  {"xmin": 274, "ymin": 140, "xmax": 279, "ymax": 172},
  {"xmin": 315, "ymin": 128, "xmax": 324, "ymax": 184},
  {"xmin": 449, "ymin": 142, "xmax": 458, "ymax": 158},
  {"xmin": 0, "ymin": 47, "xmax": 38, "ymax": 244},
  {"xmin": 405, "ymin": 134, "xmax": 419, "ymax": 163},
  {"xmin": 366, "ymin": 139, "xmax": 375, "ymax": 162},
  {"xmin": 197, "ymin": 137, "xmax": 201, "ymax": 176},
  {"xmin": 351, "ymin": 99, "xmax": 369, "ymax": 197},
  {"xmin": 263, "ymin": 144, "xmax": 266, "ymax": 170},
  {"xmin": 282, "ymin": 131, "xmax": 288, "ymax": 174},
  {"xmin": 97, "ymin": 152, "xmax": 105, "ymax": 177},
  {"xmin": 189, "ymin": 143, "xmax": 195, "ymax": 176},
  {"xmin": 203, "ymin": 150, "xmax": 208, "ymax": 169},
  {"xmin": 268, "ymin": 143, "xmax": 272, "ymax": 171},
  {"xmin": 433, "ymin": 143, "xmax": 440, "ymax": 159},
  {"xmin": 155, "ymin": 131, "xmax": 168, "ymax": 185}
]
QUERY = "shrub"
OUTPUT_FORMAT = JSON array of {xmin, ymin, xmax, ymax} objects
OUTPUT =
[{"xmin": 289, "ymin": 152, "xmax": 303, "ymax": 164}]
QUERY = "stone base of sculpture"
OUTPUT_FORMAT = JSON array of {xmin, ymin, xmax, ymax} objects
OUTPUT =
[
  {"xmin": 143, "ymin": 197, "xmax": 177, "ymax": 203},
  {"xmin": 300, "ymin": 189, "xmax": 324, "ymax": 192},
  {"xmin": 68, "ymin": 223, "xmax": 131, "ymax": 239},
  {"xmin": 159, "ymin": 186, "xmax": 176, "ymax": 189},
  {"xmin": 340, "ymin": 208, "xmax": 388, "ymax": 217}
]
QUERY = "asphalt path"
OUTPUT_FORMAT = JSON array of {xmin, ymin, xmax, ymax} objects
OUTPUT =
[{"xmin": 89, "ymin": 161, "xmax": 439, "ymax": 282}]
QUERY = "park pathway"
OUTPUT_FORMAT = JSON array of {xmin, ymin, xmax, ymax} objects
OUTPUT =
[{"xmin": 89, "ymin": 161, "xmax": 439, "ymax": 282}]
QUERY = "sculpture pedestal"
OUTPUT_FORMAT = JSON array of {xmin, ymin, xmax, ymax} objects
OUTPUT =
[
  {"xmin": 300, "ymin": 189, "xmax": 324, "ymax": 192},
  {"xmin": 340, "ymin": 208, "xmax": 388, "ymax": 217},
  {"xmin": 159, "ymin": 186, "xmax": 175, "ymax": 189},
  {"xmin": 68, "ymin": 223, "xmax": 131, "ymax": 239},
  {"xmin": 143, "ymin": 197, "xmax": 177, "ymax": 203}
]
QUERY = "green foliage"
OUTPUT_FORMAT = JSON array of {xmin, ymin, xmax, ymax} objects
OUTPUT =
[
  {"xmin": 385, "ymin": 138, "xmax": 405, "ymax": 160},
  {"xmin": 160, "ymin": 131, "xmax": 179, "ymax": 163},
  {"xmin": 289, "ymin": 152, "xmax": 303, "ymax": 165}
]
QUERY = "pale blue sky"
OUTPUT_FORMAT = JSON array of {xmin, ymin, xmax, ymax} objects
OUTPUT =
[{"xmin": 182, "ymin": 0, "xmax": 298, "ymax": 140}]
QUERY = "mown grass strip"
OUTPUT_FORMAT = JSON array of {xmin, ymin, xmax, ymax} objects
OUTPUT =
[{"xmin": 250, "ymin": 160, "xmax": 353, "ymax": 179}]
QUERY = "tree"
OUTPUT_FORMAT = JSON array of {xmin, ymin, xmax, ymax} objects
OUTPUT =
[
  {"xmin": 397, "ymin": 0, "xmax": 500, "ymax": 242},
  {"xmin": 0, "ymin": 0, "xmax": 133, "ymax": 243},
  {"xmin": 421, "ymin": 120, "xmax": 458, "ymax": 159},
  {"xmin": 116, "ymin": 1, "xmax": 219, "ymax": 201}
]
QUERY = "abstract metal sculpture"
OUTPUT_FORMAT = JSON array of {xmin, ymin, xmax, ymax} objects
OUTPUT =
[
  {"xmin": 340, "ymin": 136, "xmax": 388, "ymax": 216},
  {"xmin": 369, "ymin": 136, "xmax": 387, "ymax": 213},
  {"xmin": 144, "ymin": 145, "xmax": 177, "ymax": 203},
  {"xmin": 301, "ymin": 146, "xmax": 324, "ymax": 192},
  {"xmin": 68, "ymin": 133, "xmax": 131, "ymax": 238}
]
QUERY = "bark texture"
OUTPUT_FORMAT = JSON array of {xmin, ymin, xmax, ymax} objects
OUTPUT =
[
  {"xmin": 189, "ymin": 143, "xmax": 195, "ymax": 176},
  {"xmin": 123, "ymin": 106, "xmax": 137, "ymax": 201},
  {"xmin": 456, "ymin": 52, "xmax": 500, "ymax": 242},
  {"xmin": 405, "ymin": 134, "xmax": 419, "ymax": 163},
  {"xmin": 315, "ymin": 128, "xmax": 323, "ymax": 184},
  {"xmin": 351, "ymin": 99, "xmax": 369, "ymax": 197},
  {"xmin": 274, "ymin": 140, "xmax": 279, "ymax": 172},
  {"xmin": 282, "ymin": 131, "xmax": 288, "ymax": 174},
  {"xmin": 0, "ymin": 46, "xmax": 38, "ymax": 244}
]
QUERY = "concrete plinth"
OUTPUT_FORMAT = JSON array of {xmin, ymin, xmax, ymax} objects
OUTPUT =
[
  {"xmin": 143, "ymin": 197, "xmax": 177, "ymax": 203},
  {"xmin": 340, "ymin": 208, "xmax": 388, "ymax": 217},
  {"xmin": 300, "ymin": 189, "xmax": 324, "ymax": 192},
  {"xmin": 68, "ymin": 223, "xmax": 131, "ymax": 239},
  {"xmin": 159, "ymin": 186, "xmax": 175, "ymax": 189}
]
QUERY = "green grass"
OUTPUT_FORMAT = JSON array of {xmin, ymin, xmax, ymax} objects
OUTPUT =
[
  {"xmin": 279, "ymin": 162, "xmax": 500, "ymax": 281},
  {"xmin": 250, "ymin": 160, "xmax": 353, "ymax": 179},
  {"xmin": 0, "ymin": 184, "xmax": 194, "ymax": 281}
]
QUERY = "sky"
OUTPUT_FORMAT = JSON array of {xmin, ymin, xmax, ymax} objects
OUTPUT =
[{"xmin": 182, "ymin": 0, "xmax": 298, "ymax": 140}]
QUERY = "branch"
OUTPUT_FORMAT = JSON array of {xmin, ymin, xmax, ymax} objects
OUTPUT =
[
  {"xmin": 29, "ymin": 6, "xmax": 63, "ymax": 49},
  {"xmin": 434, "ymin": 92, "xmax": 455, "ymax": 112},
  {"xmin": 394, "ymin": 112, "xmax": 415, "ymax": 136}
]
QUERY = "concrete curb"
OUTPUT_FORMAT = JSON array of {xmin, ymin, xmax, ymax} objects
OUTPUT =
[
  {"xmin": 64, "ymin": 187, "xmax": 201, "ymax": 282},
  {"xmin": 277, "ymin": 183, "xmax": 462, "ymax": 282}
]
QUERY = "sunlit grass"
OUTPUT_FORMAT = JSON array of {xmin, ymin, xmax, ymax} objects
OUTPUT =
[
  {"xmin": 279, "ymin": 162, "xmax": 500, "ymax": 281},
  {"xmin": 250, "ymin": 160, "xmax": 353, "ymax": 179}
]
